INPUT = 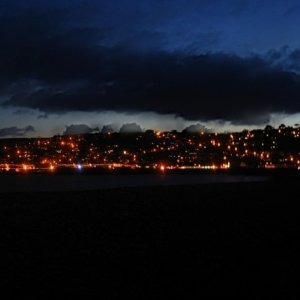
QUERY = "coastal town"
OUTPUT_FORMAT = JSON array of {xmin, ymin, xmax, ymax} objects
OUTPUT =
[{"xmin": 1, "ymin": 124, "xmax": 300, "ymax": 173}]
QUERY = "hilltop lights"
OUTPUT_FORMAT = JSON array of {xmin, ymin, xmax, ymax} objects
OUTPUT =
[{"xmin": 1, "ymin": 126, "xmax": 300, "ymax": 173}]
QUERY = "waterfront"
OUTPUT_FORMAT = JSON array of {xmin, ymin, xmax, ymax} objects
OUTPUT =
[{"xmin": 0, "ymin": 173, "xmax": 266, "ymax": 192}]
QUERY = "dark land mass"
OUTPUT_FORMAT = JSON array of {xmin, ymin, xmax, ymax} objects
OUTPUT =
[{"xmin": 1, "ymin": 179, "xmax": 300, "ymax": 298}]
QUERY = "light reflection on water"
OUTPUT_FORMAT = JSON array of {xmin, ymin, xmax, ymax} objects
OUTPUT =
[{"xmin": 0, "ymin": 174, "xmax": 267, "ymax": 193}]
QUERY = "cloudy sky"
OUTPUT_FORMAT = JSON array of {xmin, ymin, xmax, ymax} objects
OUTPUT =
[{"xmin": 1, "ymin": 0, "xmax": 300, "ymax": 137}]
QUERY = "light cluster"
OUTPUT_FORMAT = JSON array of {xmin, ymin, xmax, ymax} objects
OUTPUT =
[{"xmin": 1, "ymin": 125, "xmax": 300, "ymax": 173}]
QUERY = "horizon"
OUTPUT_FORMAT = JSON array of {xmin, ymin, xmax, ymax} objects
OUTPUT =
[{"xmin": 0, "ymin": 121, "xmax": 298, "ymax": 139}]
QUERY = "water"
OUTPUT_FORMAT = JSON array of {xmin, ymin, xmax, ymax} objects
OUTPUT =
[{"xmin": 0, "ymin": 174, "xmax": 266, "ymax": 192}]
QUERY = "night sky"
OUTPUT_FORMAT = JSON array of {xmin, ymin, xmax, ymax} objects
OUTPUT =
[{"xmin": 1, "ymin": 0, "xmax": 300, "ymax": 137}]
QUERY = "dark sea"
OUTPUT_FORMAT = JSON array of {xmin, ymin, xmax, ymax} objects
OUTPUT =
[{"xmin": 0, "ymin": 173, "xmax": 266, "ymax": 192}]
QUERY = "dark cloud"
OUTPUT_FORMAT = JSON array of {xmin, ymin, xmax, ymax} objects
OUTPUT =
[
  {"xmin": 266, "ymin": 47, "xmax": 300, "ymax": 72},
  {"xmin": 63, "ymin": 124, "xmax": 99, "ymax": 135},
  {"xmin": 119, "ymin": 123, "xmax": 143, "ymax": 133},
  {"xmin": 0, "ymin": 125, "xmax": 35, "ymax": 137},
  {"xmin": 2, "ymin": 1, "xmax": 300, "ymax": 126},
  {"xmin": 4, "ymin": 48, "xmax": 300, "ymax": 125}
]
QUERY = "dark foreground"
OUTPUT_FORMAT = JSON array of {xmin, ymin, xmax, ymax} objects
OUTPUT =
[{"xmin": 1, "ymin": 180, "xmax": 300, "ymax": 298}]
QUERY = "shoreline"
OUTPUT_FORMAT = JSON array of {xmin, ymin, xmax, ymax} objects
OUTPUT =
[{"xmin": 0, "ymin": 172, "xmax": 268, "ymax": 193}]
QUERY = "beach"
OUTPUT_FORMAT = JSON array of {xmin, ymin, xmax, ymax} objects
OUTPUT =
[{"xmin": 0, "ymin": 179, "xmax": 299, "ymax": 298}]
